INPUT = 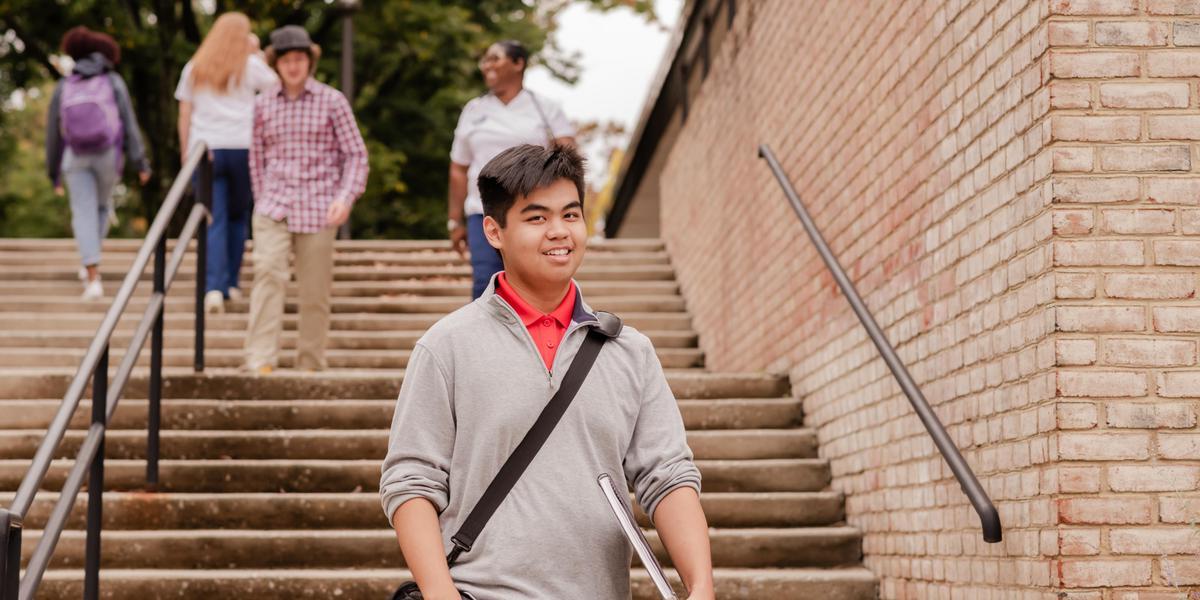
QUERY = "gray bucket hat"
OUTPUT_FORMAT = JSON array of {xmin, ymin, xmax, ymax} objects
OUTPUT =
[{"xmin": 269, "ymin": 25, "xmax": 313, "ymax": 54}]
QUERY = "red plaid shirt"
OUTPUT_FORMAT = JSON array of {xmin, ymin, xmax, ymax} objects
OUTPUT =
[{"xmin": 250, "ymin": 78, "xmax": 368, "ymax": 233}]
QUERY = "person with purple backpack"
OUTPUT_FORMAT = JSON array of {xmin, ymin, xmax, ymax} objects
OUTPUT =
[{"xmin": 45, "ymin": 26, "xmax": 151, "ymax": 301}]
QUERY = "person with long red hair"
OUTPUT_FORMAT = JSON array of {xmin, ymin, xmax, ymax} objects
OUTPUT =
[{"xmin": 175, "ymin": 12, "xmax": 278, "ymax": 314}]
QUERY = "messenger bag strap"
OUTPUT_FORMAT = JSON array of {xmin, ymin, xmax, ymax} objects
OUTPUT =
[{"xmin": 445, "ymin": 325, "xmax": 608, "ymax": 566}]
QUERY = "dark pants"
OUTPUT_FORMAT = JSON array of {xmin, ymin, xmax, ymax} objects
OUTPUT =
[
  {"xmin": 204, "ymin": 149, "xmax": 252, "ymax": 296},
  {"xmin": 467, "ymin": 214, "xmax": 503, "ymax": 299}
]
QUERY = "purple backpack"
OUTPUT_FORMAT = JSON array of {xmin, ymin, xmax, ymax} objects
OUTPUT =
[{"xmin": 60, "ymin": 74, "xmax": 123, "ymax": 154}]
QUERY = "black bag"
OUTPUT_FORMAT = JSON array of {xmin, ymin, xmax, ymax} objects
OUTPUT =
[{"xmin": 390, "ymin": 316, "xmax": 619, "ymax": 600}]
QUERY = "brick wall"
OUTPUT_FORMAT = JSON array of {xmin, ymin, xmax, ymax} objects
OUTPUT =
[{"xmin": 652, "ymin": 0, "xmax": 1200, "ymax": 596}]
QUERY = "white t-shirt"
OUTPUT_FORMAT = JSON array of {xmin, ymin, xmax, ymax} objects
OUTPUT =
[
  {"xmin": 450, "ymin": 89, "xmax": 574, "ymax": 216},
  {"xmin": 174, "ymin": 54, "xmax": 279, "ymax": 150}
]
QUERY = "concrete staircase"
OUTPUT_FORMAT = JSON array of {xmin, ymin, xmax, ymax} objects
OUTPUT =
[{"xmin": 0, "ymin": 238, "xmax": 877, "ymax": 599}]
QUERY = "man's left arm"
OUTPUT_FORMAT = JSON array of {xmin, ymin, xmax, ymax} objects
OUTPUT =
[
  {"xmin": 329, "ymin": 92, "xmax": 369, "ymax": 212},
  {"xmin": 624, "ymin": 335, "xmax": 713, "ymax": 600}
]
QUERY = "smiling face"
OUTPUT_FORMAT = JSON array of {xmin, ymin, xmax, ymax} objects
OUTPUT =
[
  {"xmin": 483, "ymin": 178, "xmax": 587, "ymax": 292},
  {"xmin": 479, "ymin": 43, "xmax": 524, "ymax": 92},
  {"xmin": 275, "ymin": 49, "xmax": 310, "ymax": 89}
]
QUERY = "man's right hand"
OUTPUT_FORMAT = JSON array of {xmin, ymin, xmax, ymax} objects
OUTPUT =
[{"xmin": 450, "ymin": 225, "xmax": 468, "ymax": 259}]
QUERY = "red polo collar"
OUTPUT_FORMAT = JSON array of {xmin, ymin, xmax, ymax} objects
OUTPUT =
[{"xmin": 495, "ymin": 272, "xmax": 576, "ymax": 328}]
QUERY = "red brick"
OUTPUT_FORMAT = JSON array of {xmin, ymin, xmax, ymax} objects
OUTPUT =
[
  {"xmin": 1106, "ymin": 401, "xmax": 1197, "ymax": 428},
  {"xmin": 1155, "ymin": 307, "xmax": 1200, "ymax": 332},
  {"xmin": 1159, "ymin": 371, "xmax": 1200, "ymax": 397},
  {"xmin": 1058, "ymin": 371, "xmax": 1148, "ymax": 397},
  {"xmin": 1159, "ymin": 559, "xmax": 1200, "ymax": 584},
  {"xmin": 1096, "ymin": 22, "xmax": 1170, "ymax": 46},
  {"xmin": 1051, "ymin": 116, "xmax": 1141, "ymax": 142},
  {"xmin": 1058, "ymin": 306, "xmax": 1146, "ymax": 331},
  {"xmin": 1110, "ymin": 528, "xmax": 1200, "ymax": 554},
  {"xmin": 1102, "ymin": 83, "xmax": 1190, "ymax": 108},
  {"xmin": 1053, "ymin": 176, "xmax": 1140, "ymax": 203},
  {"xmin": 1050, "ymin": 21, "xmax": 1091, "ymax": 46},
  {"xmin": 1060, "ymin": 529, "xmax": 1102, "ymax": 555},
  {"xmin": 1184, "ymin": 209, "xmax": 1200, "ymax": 234},
  {"xmin": 1154, "ymin": 240, "xmax": 1200, "ymax": 265},
  {"xmin": 1059, "ymin": 559, "xmax": 1152, "ymax": 587},
  {"xmin": 1051, "ymin": 0, "xmax": 1138, "ymax": 14},
  {"xmin": 1054, "ymin": 209, "xmax": 1095, "ymax": 235},
  {"xmin": 1109, "ymin": 465, "xmax": 1200, "ymax": 491},
  {"xmin": 1160, "ymin": 433, "xmax": 1200, "ymax": 459},
  {"xmin": 1101, "ymin": 209, "xmax": 1178, "ymax": 235},
  {"xmin": 1051, "ymin": 81, "xmax": 1093, "ymax": 109},
  {"xmin": 1149, "ymin": 116, "xmax": 1200, "ymax": 140},
  {"xmin": 1051, "ymin": 51, "xmax": 1141, "ymax": 78},
  {"xmin": 1104, "ymin": 273, "xmax": 1195, "ymax": 299},
  {"xmin": 1054, "ymin": 240, "xmax": 1144, "ymax": 266},
  {"xmin": 1059, "ymin": 497, "xmax": 1153, "ymax": 524},
  {"xmin": 1059, "ymin": 432, "xmax": 1151, "ymax": 459},
  {"xmin": 1176, "ymin": 21, "xmax": 1200, "ymax": 45},
  {"xmin": 1057, "ymin": 273, "xmax": 1098, "ymax": 299},
  {"xmin": 1053, "ymin": 147, "xmax": 1095, "ymax": 172},
  {"xmin": 1161, "ymin": 496, "xmax": 1200, "ymax": 523},
  {"xmin": 1099, "ymin": 146, "xmax": 1192, "ymax": 172},
  {"xmin": 1057, "ymin": 340, "xmax": 1098, "ymax": 366},
  {"xmin": 1103, "ymin": 338, "xmax": 1197, "ymax": 365},
  {"xmin": 1060, "ymin": 467, "xmax": 1104, "ymax": 493},
  {"xmin": 1148, "ymin": 50, "xmax": 1200, "ymax": 76},
  {"xmin": 1147, "ymin": 178, "xmax": 1200, "ymax": 205}
]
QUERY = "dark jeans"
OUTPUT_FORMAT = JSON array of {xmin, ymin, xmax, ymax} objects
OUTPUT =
[
  {"xmin": 204, "ymin": 149, "xmax": 252, "ymax": 296},
  {"xmin": 467, "ymin": 214, "xmax": 503, "ymax": 299}
]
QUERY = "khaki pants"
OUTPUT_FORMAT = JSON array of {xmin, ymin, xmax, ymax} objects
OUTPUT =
[{"xmin": 245, "ymin": 214, "xmax": 337, "ymax": 370}]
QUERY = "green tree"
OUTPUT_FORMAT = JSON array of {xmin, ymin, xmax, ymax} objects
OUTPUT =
[{"xmin": 0, "ymin": 0, "xmax": 653, "ymax": 239}]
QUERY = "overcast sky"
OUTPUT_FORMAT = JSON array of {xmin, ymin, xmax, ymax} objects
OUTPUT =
[{"xmin": 526, "ymin": 0, "xmax": 683, "ymax": 135}]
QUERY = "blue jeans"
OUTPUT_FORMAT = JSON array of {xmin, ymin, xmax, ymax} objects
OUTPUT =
[
  {"xmin": 204, "ymin": 149, "xmax": 252, "ymax": 296},
  {"xmin": 62, "ymin": 147, "xmax": 118, "ymax": 267},
  {"xmin": 467, "ymin": 214, "xmax": 503, "ymax": 299}
]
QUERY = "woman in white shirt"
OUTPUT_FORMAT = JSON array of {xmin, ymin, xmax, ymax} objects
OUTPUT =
[
  {"xmin": 448, "ymin": 40, "xmax": 576, "ymax": 299},
  {"xmin": 176, "ymin": 12, "xmax": 279, "ymax": 313}
]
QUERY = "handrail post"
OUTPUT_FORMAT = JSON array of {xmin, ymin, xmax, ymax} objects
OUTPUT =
[
  {"xmin": 194, "ymin": 152, "xmax": 212, "ymax": 372},
  {"xmin": 0, "ymin": 509, "xmax": 19, "ymax": 600},
  {"xmin": 149, "ymin": 234, "xmax": 165, "ymax": 490},
  {"xmin": 84, "ymin": 345, "xmax": 108, "ymax": 600}
]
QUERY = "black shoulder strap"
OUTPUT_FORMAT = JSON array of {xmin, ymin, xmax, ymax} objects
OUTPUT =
[{"xmin": 445, "ymin": 317, "xmax": 618, "ymax": 565}]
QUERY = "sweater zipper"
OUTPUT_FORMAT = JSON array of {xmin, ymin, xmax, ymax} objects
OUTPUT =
[{"xmin": 495, "ymin": 299, "xmax": 596, "ymax": 387}]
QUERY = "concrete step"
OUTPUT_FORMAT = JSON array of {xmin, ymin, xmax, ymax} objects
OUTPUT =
[
  {"xmin": 8, "ymin": 491, "xmax": 845, "ymax": 530},
  {"xmin": 0, "ymin": 328, "xmax": 700, "ymax": 351},
  {"xmin": 0, "ymin": 370, "xmax": 790, "ymax": 401},
  {"xmin": 0, "ymin": 237, "xmax": 666, "ymax": 252},
  {"xmin": 0, "ymin": 428, "xmax": 817, "ymax": 461},
  {"xmin": 29, "ymin": 567, "xmax": 878, "ymax": 600},
  {"xmin": 0, "ymin": 250, "xmax": 672, "ymax": 269},
  {"xmin": 21, "ymin": 527, "xmax": 862, "ymax": 570},
  {"xmin": 0, "ymin": 345, "xmax": 706, "ymax": 369},
  {"xmin": 0, "ymin": 310, "xmax": 696, "ymax": 332},
  {"xmin": 0, "ymin": 263, "xmax": 678, "ymax": 283},
  {"xmin": 0, "ymin": 458, "xmax": 830, "ymax": 493},
  {"xmin": 0, "ymin": 294, "xmax": 687, "ymax": 315},
  {"xmin": 0, "ymin": 279, "xmax": 682, "ymax": 298},
  {"xmin": 0, "ymin": 397, "xmax": 803, "ymax": 432}
]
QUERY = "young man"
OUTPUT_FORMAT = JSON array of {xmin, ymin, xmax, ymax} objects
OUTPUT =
[
  {"xmin": 381, "ymin": 144, "xmax": 715, "ymax": 599},
  {"xmin": 245, "ymin": 25, "xmax": 368, "ymax": 374}
]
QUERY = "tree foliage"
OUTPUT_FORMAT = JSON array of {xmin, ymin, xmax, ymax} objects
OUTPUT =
[{"xmin": 0, "ymin": 0, "xmax": 650, "ymax": 239}]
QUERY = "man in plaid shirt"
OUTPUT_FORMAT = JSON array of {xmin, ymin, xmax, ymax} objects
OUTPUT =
[{"xmin": 245, "ymin": 25, "xmax": 368, "ymax": 373}]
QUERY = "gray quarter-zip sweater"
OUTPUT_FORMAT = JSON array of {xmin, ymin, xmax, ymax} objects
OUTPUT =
[{"xmin": 380, "ymin": 276, "xmax": 701, "ymax": 599}]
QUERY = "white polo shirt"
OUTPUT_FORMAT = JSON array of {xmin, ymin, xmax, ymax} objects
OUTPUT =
[
  {"xmin": 175, "ymin": 54, "xmax": 279, "ymax": 150},
  {"xmin": 450, "ymin": 89, "xmax": 574, "ymax": 216}
]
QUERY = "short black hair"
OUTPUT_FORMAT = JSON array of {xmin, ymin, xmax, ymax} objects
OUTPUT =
[
  {"xmin": 496, "ymin": 40, "xmax": 529, "ymax": 71},
  {"xmin": 478, "ymin": 144, "xmax": 586, "ymax": 227}
]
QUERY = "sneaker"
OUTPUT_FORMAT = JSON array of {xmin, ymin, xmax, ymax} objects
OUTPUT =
[
  {"xmin": 81, "ymin": 277, "xmax": 103, "ymax": 301},
  {"xmin": 203, "ymin": 290, "xmax": 225, "ymax": 314},
  {"xmin": 226, "ymin": 287, "xmax": 244, "ymax": 302}
]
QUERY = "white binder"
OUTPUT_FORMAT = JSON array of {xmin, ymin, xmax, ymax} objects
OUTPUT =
[{"xmin": 597, "ymin": 473, "xmax": 678, "ymax": 600}]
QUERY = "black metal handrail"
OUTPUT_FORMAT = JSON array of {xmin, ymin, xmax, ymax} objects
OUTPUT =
[
  {"xmin": 758, "ymin": 144, "xmax": 1002, "ymax": 544},
  {"xmin": 0, "ymin": 143, "xmax": 214, "ymax": 599}
]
